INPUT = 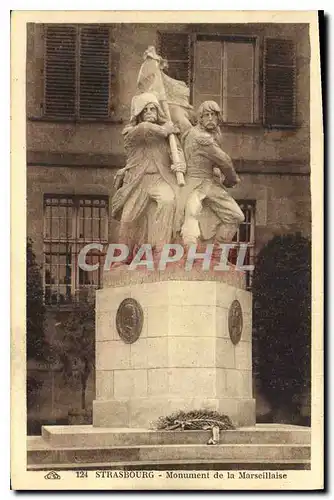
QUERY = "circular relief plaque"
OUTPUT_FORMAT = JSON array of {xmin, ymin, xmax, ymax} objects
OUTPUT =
[
  {"xmin": 116, "ymin": 298, "xmax": 144, "ymax": 344},
  {"xmin": 228, "ymin": 299, "xmax": 243, "ymax": 345}
]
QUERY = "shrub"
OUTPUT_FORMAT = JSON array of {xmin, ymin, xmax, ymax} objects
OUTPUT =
[
  {"xmin": 26, "ymin": 238, "xmax": 46, "ymax": 360},
  {"xmin": 51, "ymin": 296, "xmax": 95, "ymax": 411},
  {"xmin": 252, "ymin": 233, "xmax": 311, "ymax": 417}
]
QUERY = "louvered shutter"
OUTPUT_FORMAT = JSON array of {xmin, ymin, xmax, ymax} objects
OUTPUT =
[
  {"xmin": 79, "ymin": 26, "xmax": 110, "ymax": 119},
  {"xmin": 263, "ymin": 38, "xmax": 296, "ymax": 127},
  {"xmin": 44, "ymin": 25, "xmax": 76, "ymax": 118},
  {"xmin": 157, "ymin": 32, "xmax": 191, "ymax": 86}
]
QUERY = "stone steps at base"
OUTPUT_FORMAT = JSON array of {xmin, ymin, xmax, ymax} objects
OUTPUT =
[
  {"xmin": 27, "ymin": 459, "xmax": 311, "ymax": 471},
  {"xmin": 28, "ymin": 443, "xmax": 310, "ymax": 465},
  {"xmin": 41, "ymin": 425, "xmax": 311, "ymax": 448},
  {"xmin": 28, "ymin": 459, "xmax": 311, "ymax": 471}
]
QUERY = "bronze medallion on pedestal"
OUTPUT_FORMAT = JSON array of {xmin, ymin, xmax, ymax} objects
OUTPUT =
[
  {"xmin": 116, "ymin": 298, "xmax": 144, "ymax": 344},
  {"xmin": 228, "ymin": 299, "xmax": 243, "ymax": 345}
]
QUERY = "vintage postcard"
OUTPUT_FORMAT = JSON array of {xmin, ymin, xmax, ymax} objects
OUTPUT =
[{"xmin": 11, "ymin": 10, "xmax": 323, "ymax": 490}]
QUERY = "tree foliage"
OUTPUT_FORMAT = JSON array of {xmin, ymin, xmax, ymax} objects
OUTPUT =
[
  {"xmin": 252, "ymin": 233, "xmax": 311, "ymax": 412},
  {"xmin": 52, "ymin": 297, "xmax": 95, "ymax": 410},
  {"xmin": 27, "ymin": 238, "xmax": 46, "ymax": 360}
]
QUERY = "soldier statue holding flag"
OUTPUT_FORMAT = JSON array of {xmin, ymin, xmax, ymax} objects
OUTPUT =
[{"xmin": 111, "ymin": 91, "xmax": 186, "ymax": 256}]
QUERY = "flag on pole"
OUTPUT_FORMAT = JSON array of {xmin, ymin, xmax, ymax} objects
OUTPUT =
[
  {"xmin": 135, "ymin": 46, "xmax": 191, "ymax": 186},
  {"xmin": 137, "ymin": 46, "xmax": 193, "ymax": 135}
]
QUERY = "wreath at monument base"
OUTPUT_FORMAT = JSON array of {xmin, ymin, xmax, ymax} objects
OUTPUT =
[{"xmin": 153, "ymin": 409, "xmax": 235, "ymax": 445}]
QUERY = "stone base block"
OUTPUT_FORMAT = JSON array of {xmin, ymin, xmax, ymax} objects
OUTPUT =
[
  {"xmin": 94, "ymin": 278, "xmax": 255, "ymax": 430},
  {"xmin": 93, "ymin": 397, "xmax": 256, "ymax": 429}
]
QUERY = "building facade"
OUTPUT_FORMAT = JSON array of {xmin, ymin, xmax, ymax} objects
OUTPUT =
[{"xmin": 26, "ymin": 22, "xmax": 311, "ymax": 425}]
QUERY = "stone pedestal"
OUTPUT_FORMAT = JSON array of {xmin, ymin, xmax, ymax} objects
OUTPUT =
[{"xmin": 93, "ymin": 271, "xmax": 255, "ymax": 428}]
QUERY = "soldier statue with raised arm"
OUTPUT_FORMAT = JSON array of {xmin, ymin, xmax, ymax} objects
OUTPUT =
[{"xmin": 180, "ymin": 100, "xmax": 244, "ymax": 245}]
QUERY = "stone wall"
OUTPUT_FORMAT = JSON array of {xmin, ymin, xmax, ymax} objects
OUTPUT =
[{"xmin": 27, "ymin": 22, "xmax": 310, "ymax": 164}]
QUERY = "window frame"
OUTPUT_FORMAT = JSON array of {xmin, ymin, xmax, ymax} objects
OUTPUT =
[
  {"xmin": 234, "ymin": 200, "xmax": 256, "ymax": 290},
  {"xmin": 43, "ymin": 194, "xmax": 109, "ymax": 306},
  {"xmin": 193, "ymin": 34, "xmax": 260, "ymax": 126}
]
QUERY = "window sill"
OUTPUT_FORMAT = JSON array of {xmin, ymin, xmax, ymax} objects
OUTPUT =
[
  {"xmin": 28, "ymin": 115, "xmax": 124, "ymax": 125},
  {"xmin": 263, "ymin": 124, "xmax": 300, "ymax": 130},
  {"xmin": 45, "ymin": 303, "xmax": 93, "ymax": 312},
  {"xmin": 221, "ymin": 122, "xmax": 262, "ymax": 128},
  {"xmin": 221, "ymin": 122, "xmax": 299, "ymax": 130}
]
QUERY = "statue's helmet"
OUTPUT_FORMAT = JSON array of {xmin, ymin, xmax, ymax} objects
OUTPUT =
[
  {"xmin": 197, "ymin": 100, "xmax": 222, "ymax": 124},
  {"xmin": 130, "ymin": 92, "xmax": 166, "ymax": 124}
]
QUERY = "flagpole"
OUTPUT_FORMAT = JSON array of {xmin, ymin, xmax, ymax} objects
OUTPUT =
[{"xmin": 160, "ymin": 101, "xmax": 185, "ymax": 187}]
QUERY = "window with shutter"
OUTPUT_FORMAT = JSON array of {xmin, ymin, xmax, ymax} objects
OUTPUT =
[
  {"xmin": 44, "ymin": 24, "xmax": 115, "ymax": 120},
  {"xmin": 263, "ymin": 38, "xmax": 296, "ymax": 127}
]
